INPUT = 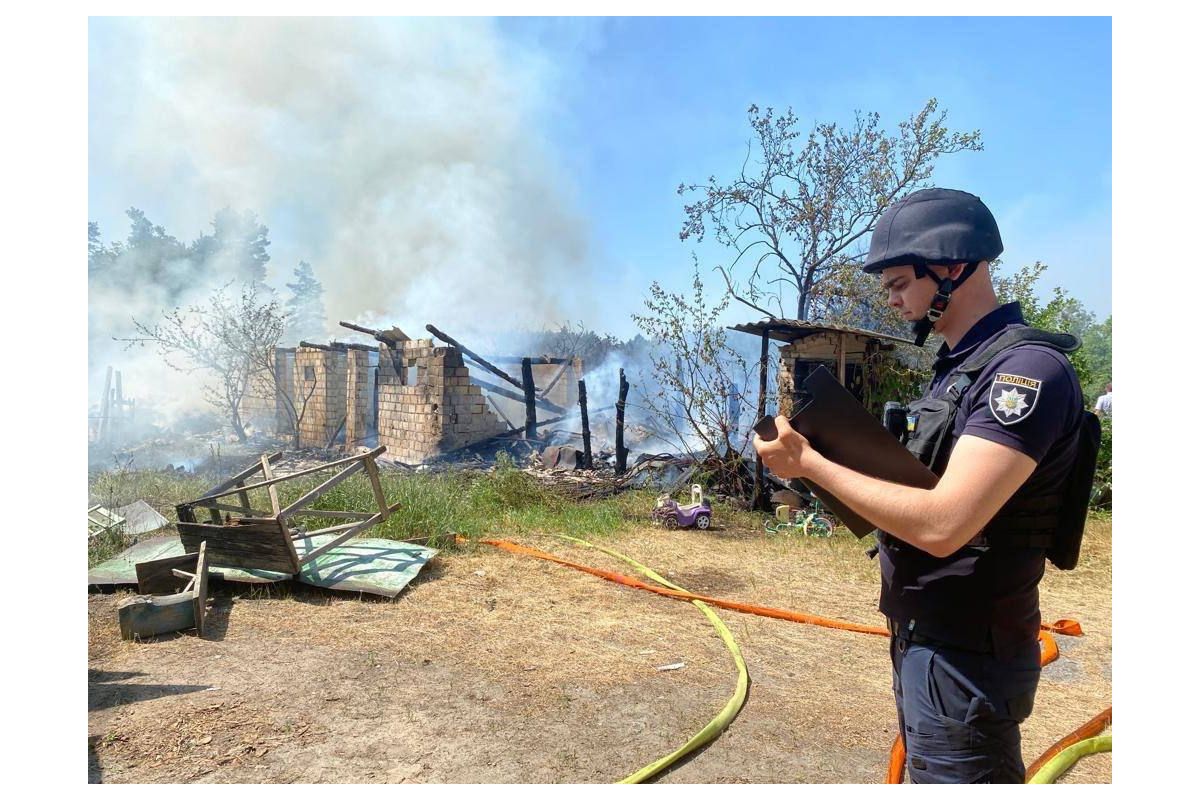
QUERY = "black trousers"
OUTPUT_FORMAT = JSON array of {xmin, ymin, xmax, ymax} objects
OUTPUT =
[{"xmin": 890, "ymin": 634, "xmax": 1041, "ymax": 783}]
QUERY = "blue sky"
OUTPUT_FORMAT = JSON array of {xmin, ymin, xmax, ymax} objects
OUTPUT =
[
  {"xmin": 503, "ymin": 16, "xmax": 1112, "ymax": 330},
  {"xmin": 89, "ymin": 17, "xmax": 1111, "ymax": 341}
]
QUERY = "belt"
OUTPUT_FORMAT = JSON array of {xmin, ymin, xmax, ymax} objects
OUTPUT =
[{"xmin": 886, "ymin": 618, "xmax": 993, "ymax": 655}]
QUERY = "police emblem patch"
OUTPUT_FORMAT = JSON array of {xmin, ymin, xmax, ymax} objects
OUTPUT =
[{"xmin": 989, "ymin": 372, "xmax": 1041, "ymax": 425}]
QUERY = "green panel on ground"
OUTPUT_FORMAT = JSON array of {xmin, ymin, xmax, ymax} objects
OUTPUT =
[{"xmin": 89, "ymin": 534, "xmax": 438, "ymax": 598}]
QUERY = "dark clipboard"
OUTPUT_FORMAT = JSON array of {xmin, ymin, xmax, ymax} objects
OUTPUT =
[{"xmin": 754, "ymin": 365, "xmax": 938, "ymax": 538}]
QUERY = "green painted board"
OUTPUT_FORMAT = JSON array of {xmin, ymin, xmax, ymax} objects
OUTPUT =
[{"xmin": 89, "ymin": 534, "xmax": 438, "ymax": 599}]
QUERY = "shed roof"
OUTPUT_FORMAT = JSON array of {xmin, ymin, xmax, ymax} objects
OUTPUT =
[{"xmin": 728, "ymin": 319, "xmax": 914, "ymax": 347}]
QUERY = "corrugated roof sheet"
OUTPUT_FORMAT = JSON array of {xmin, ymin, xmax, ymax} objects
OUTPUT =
[{"xmin": 728, "ymin": 319, "xmax": 914, "ymax": 346}]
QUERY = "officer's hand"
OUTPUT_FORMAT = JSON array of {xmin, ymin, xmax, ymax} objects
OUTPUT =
[{"xmin": 752, "ymin": 415, "xmax": 814, "ymax": 479}]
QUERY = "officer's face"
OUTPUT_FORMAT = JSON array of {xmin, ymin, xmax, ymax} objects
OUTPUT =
[{"xmin": 880, "ymin": 266, "xmax": 937, "ymax": 322}]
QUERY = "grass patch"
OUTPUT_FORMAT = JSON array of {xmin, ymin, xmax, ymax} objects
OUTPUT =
[{"xmin": 90, "ymin": 458, "xmax": 1112, "ymax": 567}]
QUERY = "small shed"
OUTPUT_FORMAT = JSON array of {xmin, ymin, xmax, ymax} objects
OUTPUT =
[{"xmin": 729, "ymin": 318, "xmax": 915, "ymax": 507}]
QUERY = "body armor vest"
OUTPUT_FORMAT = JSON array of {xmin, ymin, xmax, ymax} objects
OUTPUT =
[{"xmin": 900, "ymin": 328, "xmax": 1101, "ymax": 571}]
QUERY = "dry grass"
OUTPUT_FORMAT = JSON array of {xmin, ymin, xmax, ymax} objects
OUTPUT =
[{"xmin": 88, "ymin": 507, "xmax": 1112, "ymax": 783}]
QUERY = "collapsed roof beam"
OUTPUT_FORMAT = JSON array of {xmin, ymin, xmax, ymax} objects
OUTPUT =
[{"xmin": 424, "ymin": 324, "xmax": 524, "ymax": 391}]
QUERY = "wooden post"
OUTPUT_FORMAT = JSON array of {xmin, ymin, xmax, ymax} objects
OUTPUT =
[
  {"xmin": 521, "ymin": 358, "xmax": 538, "ymax": 440},
  {"xmin": 837, "ymin": 333, "xmax": 847, "ymax": 386},
  {"xmin": 98, "ymin": 366, "xmax": 113, "ymax": 442},
  {"xmin": 578, "ymin": 379, "xmax": 593, "ymax": 469},
  {"xmin": 615, "ymin": 369, "xmax": 629, "ymax": 475},
  {"xmin": 113, "ymin": 370, "xmax": 124, "ymax": 439},
  {"xmin": 754, "ymin": 330, "xmax": 770, "ymax": 511}
]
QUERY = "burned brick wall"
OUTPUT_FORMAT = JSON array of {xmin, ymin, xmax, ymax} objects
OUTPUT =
[
  {"xmin": 376, "ymin": 338, "xmax": 507, "ymax": 464},
  {"xmin": 242, "ymin": 348, "xmax": 296, "ymax": 435},
  {"xmin": 294, "ymin": 346, "xmax": 349, "ymax": 447}
]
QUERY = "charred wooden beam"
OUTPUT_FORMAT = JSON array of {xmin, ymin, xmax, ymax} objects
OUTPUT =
[
  {"xmin": 471, "ymin": 376, "xmax": 567, "ymax": 415},
  {"xmin": 539, "ymin": 361, "xmax": 573, "ymax": 399},
  {"xmin": 483, "ymin": 356, "xmax": 574, "ymax": 365},
  {"xmin": 338, "ymin": 321, "xmax": 410, "ymax": 346},
  {"xmin": 425, "ymin": 324, "xmax": 524, "ymax": 391},
  {"xmin": 578, "ymin": 379, "xmax": 593, "ymax": 469},
  {"xmin": 522, "ymin": 358, "xmax": 538, "ymax": 439},
  {"xmin": 615, "ymin": 368, "xmax": 629, "ymax": 475}
]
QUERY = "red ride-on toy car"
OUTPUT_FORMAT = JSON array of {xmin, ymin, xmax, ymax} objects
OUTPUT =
[{"xmin": 651, "ymin": 484, "xmax": 713, "ymax": 530}]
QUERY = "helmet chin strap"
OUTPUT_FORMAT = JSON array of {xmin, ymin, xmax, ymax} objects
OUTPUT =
[{"xmin": 909, "ymin": 262, "xmax": 980, "ymax": 347}]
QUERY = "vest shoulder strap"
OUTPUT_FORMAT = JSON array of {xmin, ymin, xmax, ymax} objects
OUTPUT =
[{"xmin": 955, "ymin": 327, "xmax": 1080, "ymax": 379}]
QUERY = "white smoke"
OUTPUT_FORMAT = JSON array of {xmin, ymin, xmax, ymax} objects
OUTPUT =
[{"xmin": 90, "ymin": 17, "xmax": 598, "ymax": 429}]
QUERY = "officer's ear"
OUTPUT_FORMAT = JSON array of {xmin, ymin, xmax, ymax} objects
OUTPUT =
[{"xmin": 946, "ymin": 262, "xmax": 967, "ymax": 281}]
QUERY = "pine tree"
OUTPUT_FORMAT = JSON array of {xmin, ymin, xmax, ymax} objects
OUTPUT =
[{"xmin": 284, "ymin": 261, "xmax": 327, "ymax": 343}]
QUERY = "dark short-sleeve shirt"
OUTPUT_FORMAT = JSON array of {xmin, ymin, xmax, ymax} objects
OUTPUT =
[{"xmin": 878, "ymin": 302, "xmax": 1083, "ymax": 659}]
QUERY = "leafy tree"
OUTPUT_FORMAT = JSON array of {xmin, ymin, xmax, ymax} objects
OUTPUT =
[
  {"xmin": 678, "ymin": 98, "xmax": 983, "ymax": 322},
  {"xmin": 993, "ymin": 261, "xmax": 1102, "ymax": 397},
  {"xmin": 188, "ymin": 207, "xmax": 272, "ymax": 288},
  {"xmin": 1080, "ymin": 315, "xmax": 1112, "ymax": 402},
  {"xmin": 284, "ymin": 261, "xmax": 328, "ymax": 343}
]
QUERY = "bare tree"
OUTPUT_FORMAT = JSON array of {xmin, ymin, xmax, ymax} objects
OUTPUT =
[
  {"xmin": 631, "ymin": 264, "xmax": 761, "ymax": 481},
  {"xmin": 679, "ymin": 98, "xmax": 983, "ymax": 322},
  {"xmin": 125, "ymin": 283, "xmax": 314, "ymax": 445}
]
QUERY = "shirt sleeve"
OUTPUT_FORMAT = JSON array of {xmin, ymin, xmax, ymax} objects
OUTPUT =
[{"xmin": 959, "ymin": 346, "xmax": 1080, "ymax": 463}]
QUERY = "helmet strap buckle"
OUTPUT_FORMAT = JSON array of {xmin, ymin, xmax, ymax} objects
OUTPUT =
[{"xmin": 925, "ymin": 277, "xmax": 955, "ymax": 322}]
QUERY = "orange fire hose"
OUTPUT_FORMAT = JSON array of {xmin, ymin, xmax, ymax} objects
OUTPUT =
[
  {"xmin": 475, "ymin": 536, "xmax": 890, "ymax": 636},
  {"xmin": 472, "ymin": 536, "xmax": 1096, "ymax": 784}
]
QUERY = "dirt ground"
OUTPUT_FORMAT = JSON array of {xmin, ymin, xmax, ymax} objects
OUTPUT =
[{"xmin": 87, "ymin": 517, "xmax": 1112, "ymax": 784}]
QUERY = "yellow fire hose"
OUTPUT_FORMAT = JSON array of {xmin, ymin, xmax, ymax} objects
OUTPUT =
[
  {"xmin": 1027, "ymin": 734, "xmax": 1112, "ymax": 784},
  {"xmin": 473, "ymin": 533, "xmax": 1106, "ymax": 784},
  {"xmin": 545, "ymin": 534, "xmax": 750, "ymax": 784}
]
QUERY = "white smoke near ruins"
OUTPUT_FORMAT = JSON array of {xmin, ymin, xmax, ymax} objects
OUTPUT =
[{"xmin": 90, "ymin": 18, "xmax": 596, "ymax": 421}]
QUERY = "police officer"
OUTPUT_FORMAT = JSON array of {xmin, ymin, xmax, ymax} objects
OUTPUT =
[{"xmin": 753, "ymin": 188, "xmax": 1086, "ymax": 783}]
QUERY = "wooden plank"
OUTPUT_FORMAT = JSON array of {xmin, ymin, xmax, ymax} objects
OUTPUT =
[
  {"xmin": 178, "ymin": 521, "xmax": 297, "ymax": 574},
  {"xmin": 424, "ymin": 323, "xmax": 524, "ymax": 390},
  {"xmin": 235, "ymin": 481, "xmax": 252, "ymax": 513},
  {"xmin": 538, "ymin": 361, "xmax": 572, "ymax": 399},
  {"xmin": 189, "ymin": 501, "xmax": 274, "ymax": 517},
  {"xmin": 198, "ymin": 452, "xmax": 283, "ymax": 500},
  {"xmin": 136, "ymin": 552, "xmax": 200, "ymax": 594},
  {"xmin": 260, "ymin": 455, "xmax": 281, "ymax": 516},
  {"xmin": 291, "ymin": 521, "xmax": 363, "ymax": 541},
  {"xmin": 295, "ymin": 513, "xmax": 383, "ymax": 565},
  {"xmin": 197, "ymin": 447, "xmax": 384, "ymax": 502},
  {"xmin": 278, "ymin": 460, "xmax": 365, "ymax": 520},
  {"xmin": 194, "ymin": 542, "xmax": 209, "ymax": 637},
  {"xmin": 363, "ymin": 457, "xmax": 390, "ymax": 521},
  {"xmin": 486, "ymin": 395, "xmax": 517, "ymax": 431},
  {"xmin": 837, "ymin": 333, "xmax": 847, "ymax": 386},
  {"xmin": 284, "ymin": 508, "xmax": 374, "ymax": 520}
]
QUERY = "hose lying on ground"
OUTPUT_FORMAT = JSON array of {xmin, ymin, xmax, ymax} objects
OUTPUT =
[
  {"xmin": 1024, "ymin": 706, "xmax": 1113, "ymax": 781},
  {"xmin": 1027, "ymin": 734, "xmax": 1112, "ymax": 784},
  {"xmin": 471, "ymin": 535, "xmax": 1094, "ymax": 784},
  {"xmin": 467, "ymin": 534, "xmax": 750, "ymax": 784}
]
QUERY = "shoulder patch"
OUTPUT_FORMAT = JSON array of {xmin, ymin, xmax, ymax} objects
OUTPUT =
[{"xmin": 989, "ymin": 372, "xmax": 1041, "ymax": 425}]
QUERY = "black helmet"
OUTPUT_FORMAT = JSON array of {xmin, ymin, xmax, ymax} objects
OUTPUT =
[{"xmin": 863, "ymin": 188, "xmax": 1003, "ymax": 273}]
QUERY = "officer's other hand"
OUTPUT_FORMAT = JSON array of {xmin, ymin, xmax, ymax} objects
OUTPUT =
[{"xmin": 752, "ymin": 415, "xmax": 812, "ymax": 479}]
